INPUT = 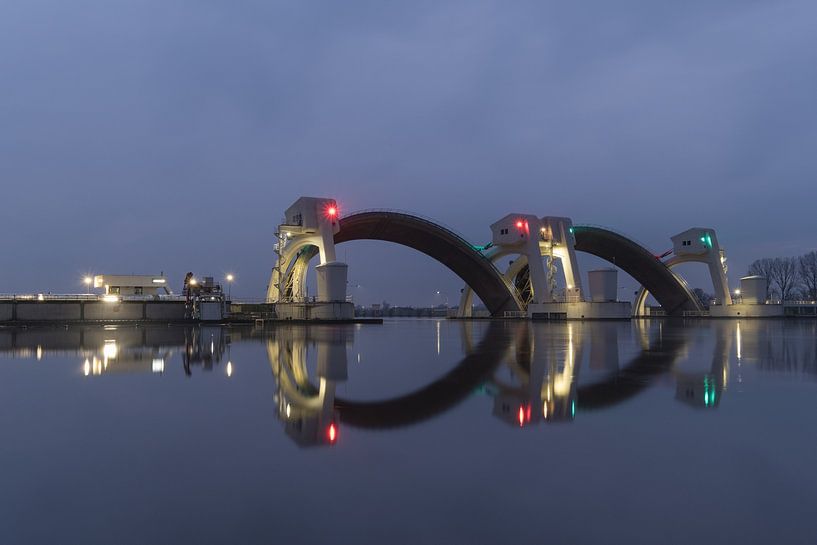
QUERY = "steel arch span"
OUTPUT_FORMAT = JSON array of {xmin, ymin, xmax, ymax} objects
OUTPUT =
[
  {"xmin": 571, "ymin": 225, "xmax": 701, "ymax": 316},
  {"xmin": 633, "ymin": 254, "xmax": 711, "ymax": 316},
  {"xmin": 281, "ymin": 211, "xmax": 524, "ymax": 317},
  {"xmin": 457, "ymin": 225, "xmax": 701, "ymax": 317}
]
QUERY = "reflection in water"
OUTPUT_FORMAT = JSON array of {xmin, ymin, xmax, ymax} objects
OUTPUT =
[
  {"xmin": 0, "ymin": 325, "xmax": 234, "ymax": 376},
  {"xmin": 674, "ymin": 325, "xmax": 729, "ymax": 408},
  {"xmin": 266, "ymin": 326, "xmax": 350, "ymax": 447},
  {"xmin": 182, "ymin": 327, "xmax": 231, "ymax": 376},
  {"xmin": 3, "ymin": 320, "xmax": 817, "ymax": 447},
  {"xmin": 485, "ymin": 322, "xmax": 582, "ymax": 426},
  {"xmin": 734, "ymin": 320, "xmax": 817, "ymax": 374},
  {"xmin": 267, "ymin": 320, "xmax": 727, "ymax": 444}
]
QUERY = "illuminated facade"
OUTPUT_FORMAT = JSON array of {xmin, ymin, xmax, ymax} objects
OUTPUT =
[
  {"xmin": 267, "ymin": 197, "xmax": 345, "ymax": 304},
  {"xmin": 634, "ymin": 227, "xmax": 731, "ymax": 315},
  {"xmin": 458, "ymin": 215, "xmax": 583, "ymax": 316},
  {"xmin": 93, "ymin": 274, "xmax": 171, "ymax": 296}
]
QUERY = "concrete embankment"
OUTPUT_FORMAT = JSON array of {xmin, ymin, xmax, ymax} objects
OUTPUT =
[
  {"xmin": 0, "ymin": 299, "xmax": 380, "ymax": 324},
  {"xmin": 0, "ymin": 299, "xmax": 187, "ymax": 324}
]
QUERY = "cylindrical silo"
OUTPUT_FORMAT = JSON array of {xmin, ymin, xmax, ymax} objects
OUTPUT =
[
  {"xmin": 740, "ymin": 276, "xmax": 767, "ymax": 304},
  {"xmin": 588, "ymin": 269, "xmax": 618, "ymax": 302}
]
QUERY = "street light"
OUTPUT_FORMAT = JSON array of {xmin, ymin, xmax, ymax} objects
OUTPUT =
[
  {"xmin": 225, "ymin": 274, "xmax": 234, "ymax": 300},
  {"xmin": 83, "ymin": 276, "xmax": 93, "ymax": 294},
  {"xmin": 435, "ymin": 290, "xmax": 449, "ymax": 308}
]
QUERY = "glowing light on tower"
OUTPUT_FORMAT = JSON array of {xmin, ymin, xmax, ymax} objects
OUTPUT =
[{"xmin": 327, "ymin": 422, "xmax": 338, "ymax": 444}]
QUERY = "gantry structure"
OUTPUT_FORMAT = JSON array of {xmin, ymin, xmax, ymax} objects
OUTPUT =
[{"xmin": 268, "ymin": 197, "xmax": 735, "ymax": 318}]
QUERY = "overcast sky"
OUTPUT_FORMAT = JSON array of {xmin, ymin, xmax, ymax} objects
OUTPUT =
[{"xmin": 1, "ymin": 0, "xmax": 815, "ymax": 304}]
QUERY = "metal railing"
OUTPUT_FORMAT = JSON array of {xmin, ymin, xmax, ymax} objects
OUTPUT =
[
  {"xmin": 229, "ymin": 299, "xmax": 272, "ymax": 305},
  {"xmin": 343, "ymin": 208, "xmax": 482, "ymax": 251},
  {"xmin": 571, "ymin": 223, "xmax": 657, "ymax": 255}
]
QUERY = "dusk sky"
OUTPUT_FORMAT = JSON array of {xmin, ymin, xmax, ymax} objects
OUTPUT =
[{"xmin": 2, "ymin": 0, "xmax": 815, "ymax": 305}]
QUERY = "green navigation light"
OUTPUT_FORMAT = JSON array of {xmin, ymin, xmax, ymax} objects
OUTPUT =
[
  {"xmin": 703, "ymin": 376, "xmax": 717, "ymax": 406},
  {"xmin": 571, "ymin": 400, "xmax": 576, "ymax": 418}
]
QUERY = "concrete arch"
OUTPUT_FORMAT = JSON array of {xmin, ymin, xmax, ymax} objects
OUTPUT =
[
  {"xmin": 571, "ymin": 225, "xmax": 701, "ymax": 316},
  {"xmin": 633, "ymin": 254, "xmax": 718, "ymax": 316},
  {"xmin": 286, "ymin": 211, "xmax": 524, "ymax": 316}
]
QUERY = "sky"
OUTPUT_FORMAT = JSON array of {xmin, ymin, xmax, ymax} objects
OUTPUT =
[{"xmin": 1, "ymin": 0, "xmax": 815, "ymax": 305}]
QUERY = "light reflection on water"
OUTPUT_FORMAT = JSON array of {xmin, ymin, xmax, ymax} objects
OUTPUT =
[{"xmin": 0, "ymin": 319, "xmax": 816, "ymax": 544}]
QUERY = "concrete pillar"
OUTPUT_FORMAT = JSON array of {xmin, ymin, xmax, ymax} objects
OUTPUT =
[{"xmin": 526, "ymin": 237, "xmax": 551, "ymax": 303}]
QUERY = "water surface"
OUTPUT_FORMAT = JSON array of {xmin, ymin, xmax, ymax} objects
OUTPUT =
[{"xmin": 1, "ymin": 319, "xmax": 816, "ymax": 544}]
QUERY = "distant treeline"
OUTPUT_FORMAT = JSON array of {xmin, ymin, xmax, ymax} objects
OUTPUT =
[
  {"xmin": 747, "ymin": 251, "xmax": 817, "ymax": 302},
  {"xmin": 355, "ymin": 305, "xmax": 452, "ymax": 317}
]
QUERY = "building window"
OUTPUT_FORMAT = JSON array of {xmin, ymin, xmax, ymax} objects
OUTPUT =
[
  {"xmin": 134, "ymin": 287, "xmax": 143, "ymax": 295},
  {"xmin": 110, "ymin": 286, "xmax": 120, "ymax": 294}
]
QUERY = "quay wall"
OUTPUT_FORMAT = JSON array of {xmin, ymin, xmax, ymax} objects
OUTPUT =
[{"xmin": 0, "ymin": 300, "xmax": 188, "ymax": 323}]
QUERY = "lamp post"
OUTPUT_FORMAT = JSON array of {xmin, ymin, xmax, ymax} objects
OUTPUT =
[
  {"xmin": 226, "ymin": 274, "xmax": 234, "ymax": 300},
  {"xmin": 83, "ymin": 276, "xmax": 92, "ymax": 294}
]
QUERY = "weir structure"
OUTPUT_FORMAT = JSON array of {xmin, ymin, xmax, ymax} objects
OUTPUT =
[
  {"xmin": 268, "ymin": 196, "xmax": 763, "ymax": 319},
  {"xmin": 267, "ymin": 202, "xmax": 524, "ymax": 317},
  {"xmin": 633, "ymin": 228, "xmax": 730, "ymax": 316},
  {"xmin": 456, "ymin": 215, "xmax": 583, "ymax": 317}
]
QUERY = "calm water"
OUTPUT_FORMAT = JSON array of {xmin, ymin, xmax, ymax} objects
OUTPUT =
[{"xmin": 1, "ymin": 319, "xmax": 816, "ymax": 544}]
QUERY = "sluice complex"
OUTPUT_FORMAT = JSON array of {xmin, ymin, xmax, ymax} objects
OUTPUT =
[
  {"xmin": 0, "ymin": 195, "xmax": 797, "ymax": 324},
  {"xmin": 268, "ymin": 196, "xmax": 785, "ymax": 321}
]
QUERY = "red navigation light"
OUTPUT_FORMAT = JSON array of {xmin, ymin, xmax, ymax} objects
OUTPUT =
[
  {"xmin": 518, "ymin": 405, "xmax": 525, "ymax": 427},
  {"xmin": 516, "ymin": 220, "xmax": 524, "ymax": 229},
  {"xmin": 327, "ymin": 422, "xmax": 338, "ymax": 444},
  {"xmin": 327, "ymin": 206, "xmax": 337, "ymax": 217}
]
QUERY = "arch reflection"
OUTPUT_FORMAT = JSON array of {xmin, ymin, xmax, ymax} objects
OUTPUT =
[
  {"xmin": 3, "ymin": 319, "xmax": 811, "ymax": 447},
  {"xmin": 265, "ymin": 319, "xmax": 731, "ymax": 446},
  {"xmin": 266, "ymin": 325, "xmax": 351, "ymax": 447}
]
